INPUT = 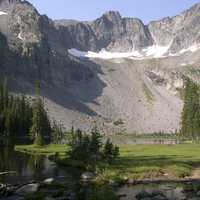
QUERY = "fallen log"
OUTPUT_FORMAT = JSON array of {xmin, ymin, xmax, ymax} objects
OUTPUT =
[{"xmin": 0, "ymin": 171, "xmax": 17, "ymax": 176}]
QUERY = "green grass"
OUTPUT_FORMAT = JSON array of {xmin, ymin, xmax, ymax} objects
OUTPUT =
[
  {"xmin": 97, "ymin": 144, "xmax": 200, "ymax": 183},
  {"xmin": 15, "ymin": 144, "xmax": 69, "ymax": 156},
  {"xmin": 15, "ymin": 144, "xmax": 200, "ymax": 182}
]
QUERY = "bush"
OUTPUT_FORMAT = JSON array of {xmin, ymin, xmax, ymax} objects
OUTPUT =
[
  {"xmin": 103, "ymin": 139, "xmax": 119, "ymax": 163},
  {"xmin": 68, "ymin": 127, "xmax": 119, "ymax": 169},
  {"xmin": 34, "ymin": 134, "xmax": 45, "ymax": 147}
]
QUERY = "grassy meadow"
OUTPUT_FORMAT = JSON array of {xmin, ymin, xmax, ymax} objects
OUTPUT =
[{"xmin": 15, "ymin": 144, "xmax": 200, "ymax": 183}]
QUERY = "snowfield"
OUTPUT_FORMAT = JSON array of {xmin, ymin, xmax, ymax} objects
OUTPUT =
[
  {"xmin": 0, "ymin": 11, "xmax": 8, "ymax": 16},
  {"xmin": 68, "ymin": 44, "xmax": 200, "ymax": 60}
]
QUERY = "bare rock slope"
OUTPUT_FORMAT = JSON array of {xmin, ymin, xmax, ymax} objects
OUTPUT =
[{"xmin": 0, "ymin": 0, "xmax": 200, "ymax": 133}]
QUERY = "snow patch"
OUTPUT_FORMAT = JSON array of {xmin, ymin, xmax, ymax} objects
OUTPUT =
[
  {"xmin": 179, "ymin": 44, "xmax": 200, "ymax": 54},
  {"xmin": 0, "ymin": 11, "xmax": 7, "ymax": 16},
  {"xmin": 68, "ymin": 43, "xmax": 200, "ymax": 60},
  {"xmin": 142, "ymin": 45, "xmax": 170, "ymax": 58},
  {"xmin": 17, "ymin": 32, "xmax": 24, "ymax": 41},
  {"xmin": 68, "ymin": 44, "xmax": 169, "ymax": 60},
  {"xmin": 180, "ymin": 63, "xmax": 187, "ymax": 66},
  {"xmin": 68, "ymin": 48, "xmax": 143, "ymax": 59}
]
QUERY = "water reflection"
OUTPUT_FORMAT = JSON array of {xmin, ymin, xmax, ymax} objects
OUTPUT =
[
  {"xmin": 0, "ymin": 146, "xmax": 66, "ymax": 184},
  {"xmin": 118, "ymin": 183, "xmax": 200, "ymax": 200}
]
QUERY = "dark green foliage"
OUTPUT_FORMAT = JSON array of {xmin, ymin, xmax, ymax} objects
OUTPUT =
[
  {"xmin": 51, "ymin": 121, "xmax": 65, "ymax": 144},
  {"xmin": 68, "ymin": 127, "xmax": 119, "ymax": 168},
  {"xmin": 0, "ymin": 80, "xmax": 33, "ymax": 145},
  {"xmin": 69, "ymin": 129, "xmax": 91, "ymax": 163},
  {"xmin": 0, "ymin": 79, "xmax": 51, "ymax": 146},
  {"xmin": 89, "ymin": 127, "xmax": 102, "ymax": 163},
  {"xmin": 181, "ymin": 78, "xmax": 200, "ymax": 140},
  {"xmin": 103, "ymin": 139, "xmax": 119, "ymax": 163},
  {"xmin": 30, "ymin": 81, "xmax": 51, "ymax": 146},
  {"xmin": 30, "ymin": 98, "xmax": 51, "ymax": 146}
]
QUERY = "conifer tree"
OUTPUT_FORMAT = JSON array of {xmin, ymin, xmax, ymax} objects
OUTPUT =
[
  {"xmin": 30, "ymin": 81, "xmax": 51, "ymax": 146},
  {"xmin": 181, "ymin": 78, "xmax": 200, "ymax": 140}
]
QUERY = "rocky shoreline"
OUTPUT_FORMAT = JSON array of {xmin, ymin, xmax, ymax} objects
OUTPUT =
[
  {"xmin": 0, "ymin": 177, "xmax": 75, "ymax": 200},
  {"xmin": 2, "ymin": 174, "xmax": 200, "ymax": 200}
]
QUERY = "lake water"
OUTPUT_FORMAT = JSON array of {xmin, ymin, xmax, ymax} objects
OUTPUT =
[
  {"xmin": 118, "ymin": 182, "xmax": 200, "ymax": 200},
  {"xmin": 109, "ymin": 137, "xmax": 180, "ymax": 145},
  {"xmin": 1, "ymin": 146, "xmax": 200, "ymax": 200},
  {"xmin": 0, "ymin": 146, "xmax": 68, "ymax": 185}
]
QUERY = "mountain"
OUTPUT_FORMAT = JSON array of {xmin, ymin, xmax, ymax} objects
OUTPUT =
[{"xmin": 0, "ymin": 0, "xmax": 200, "ymax": 133}]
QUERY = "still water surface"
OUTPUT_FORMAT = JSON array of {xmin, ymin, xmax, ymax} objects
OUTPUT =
[{"xmin": 0, "ymin": 146, "xmax": 67, "ymax": 185}]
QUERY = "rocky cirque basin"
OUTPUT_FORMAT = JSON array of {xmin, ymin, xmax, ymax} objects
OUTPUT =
[{"xmin": 0, "ymin": 0, "xmax": 199, "ymax": 133}]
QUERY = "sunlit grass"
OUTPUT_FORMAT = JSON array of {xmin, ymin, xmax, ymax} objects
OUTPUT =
[
  {"xmin": 15, "ymin": 144, "xmax": 200, "ymax": 182},
  {"xmin": 15, "ymin": 144, "xmax": 69, "ymax": 156}
]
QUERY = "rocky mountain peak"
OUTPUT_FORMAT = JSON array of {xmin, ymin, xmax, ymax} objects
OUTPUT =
[
  {"xmin": 0, "ymin": 0, "xmax": 21, "ymax": 9},
  {"xmin": 186, "ymin": 2, "xmax": 200, "ymax": 13},
  {"xmin": 101, "ymin": 10, "xmax": 121, "ymax": 22},
  {"xmin": 0, "ymin": 0, "xmax": 199, "ymax": 134}
]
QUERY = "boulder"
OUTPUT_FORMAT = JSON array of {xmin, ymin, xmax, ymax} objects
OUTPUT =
[
  {"xmin": 0, "ymin": 183, "xmax": 14, "ymax": 197},
  {"xmin": 136, "ymin": 191, "xmax": 151, "ymax": 200},
  {"xmin": 43, "ymin": 178, "xmax": 55, "ymax": 185},
  {"xmin": 15, "ymin": 183, "xmax": 39, "ymax": 194},
  {"xmin": 197, "ymin": 191, "xmax": 200, "ymax": 196},
  {"xmin": 81, "ymin": 172, "xmax": 95, "ymax": 180}
]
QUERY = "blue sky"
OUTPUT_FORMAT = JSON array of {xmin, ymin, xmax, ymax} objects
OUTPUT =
[{"xmin": 29, "ymin": 0, "xmax": 200, "ymax": 24}]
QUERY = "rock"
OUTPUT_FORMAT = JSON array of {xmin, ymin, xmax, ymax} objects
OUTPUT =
[
  {"xmin": 0, "ymin": 0, "xmax": 200, "ymax": 134},
  {"xmin": 122, "ymin": 176, "xmax": 128, "ymax": 182},
  {"xmin": 15, "ymin": 183, "xmax": 39, "ymax": 194},
  {"xmin": 44, "ymin": 197, "xmax": 55, "ymax": 200},
  {"xmin": 67, "ymin": 192, "xmax": 76, "ymax": 200},
  {"xmin": 0, "ymin": 183, "xmax": 14, "ymax": 197},
  {"xmin": 81, "ymin": 172, "xmax": 95, "ymax": 180},
  {"xmin": 153, "ymin": 194, "xmax": 168, "ymax": 200},
  {"xmin": 127, "ymin": 179, "xmax": 135, "ymax": 185},
  {"xmin": 136, "ymin": 191, "xmax": 151, "ymax": 200},
  {"xmin": 108, "ymin": 180, "xmax": 119, "ymax": 187},
  {"xmin": 136, "ymin": 191, "xmax": 168, "ymax": 200},
  {"xmin": 197, "ymin": 191, "xmax": 200, "ymax": 196},
  {"xmin": 43, "ymin": 178, "xmax": 55, "ymax": 185}
]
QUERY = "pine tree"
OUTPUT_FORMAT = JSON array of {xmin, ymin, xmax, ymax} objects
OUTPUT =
[
  {"xmin": 89, "ymin": 126, "xmax": 102, "ymax": 162},
  {"xmin": 181, "ymin": 78, "xmax": 200, "ymax": 141},
  {"xmin": 30, "ymin": 81, "xmax": 51, "ymax": 146},
  {"xmin": 103, "ymin": 139, "xmax": 114, "ymax": 162},
  {"xmin": 103, "ymin": 139, "xmax": 119, "ymax": 163},
  {"xmin": 52, "ymin": 121, "xmax": 64, "ymax": 144}
]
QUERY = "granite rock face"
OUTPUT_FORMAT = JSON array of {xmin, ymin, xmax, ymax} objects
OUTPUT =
[
  {"xmin": 0, "ymin": 0, "xmax": 200, "ymax": 133},
  {"xmin": 55, "ymin": 3, "xmax": 200, "ymax": 53},
  {"xmin": 148, "ymin": 3, "xmax": 200, "ymax": 53},
  {"xmin": 55, "ymin": 10, "xmax": 154, "ymax": 52},
  {"xmin": 0, "ymin": 0, "xmax": 94, "ymax": 87}
]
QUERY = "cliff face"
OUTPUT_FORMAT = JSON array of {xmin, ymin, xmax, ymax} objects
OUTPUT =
[
  {"xmin": 148, "ymin": 3, "xmax": 200, "ymax": 53},
  {"xmin": 55, "ymin": 3, "xmax": 200, "ymax": 54},
  {"xmin": 0, "ymin": 0, "xmax": 94, "ymax": 88},
  {"xmin": 0, "ymin": 0, "xmax": 200, "ymax": 133}
]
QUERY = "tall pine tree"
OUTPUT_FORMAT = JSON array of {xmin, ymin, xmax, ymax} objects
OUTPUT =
[
  {"xmin": 181, "ymin": 78, "xmax": 200, "ymax": 141},
  {"xmin": 30, "ymin": 81, "xmax": 51, "ymax": 146}
]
